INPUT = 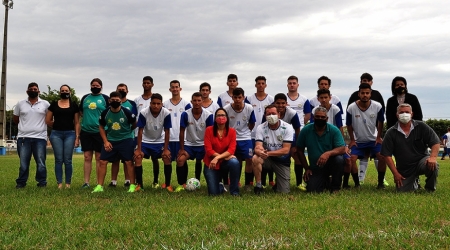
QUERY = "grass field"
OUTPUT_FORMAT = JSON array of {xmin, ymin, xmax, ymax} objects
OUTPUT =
[{"xmin": 1, "ymin": 153, "xmax": 449, "ymax": 249}]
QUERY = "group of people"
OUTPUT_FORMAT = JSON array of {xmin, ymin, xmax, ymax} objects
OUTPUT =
[{"xmin": 13, "ymin": 72, "xmax": 440, "ymax": 194}]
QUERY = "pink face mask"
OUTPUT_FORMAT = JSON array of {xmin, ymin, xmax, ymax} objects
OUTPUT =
[{"xmin": 216, "ymin": 117, "xmax": 227, "ymax": 125}]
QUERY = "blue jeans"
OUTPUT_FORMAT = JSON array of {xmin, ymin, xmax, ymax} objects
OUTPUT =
[
  {"xmin": 204, "ymin": 158, "xmax": 240, "ymax": 195},
  {"xmin": 50, "ymin": 130, "xmax": 76, "ymax": 184},
  {"xmin": 16, "ymin": 137, "xmax": 47, "ymax": 186}
]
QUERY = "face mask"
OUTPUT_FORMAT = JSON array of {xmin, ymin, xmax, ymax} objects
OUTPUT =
[
  {"xmin": 216, "ymin": 117, "xmax": 227, "ymax": 125},
  {"xmin": 314, "ymin": 119, "xmax": 327, "ymax": 128},
  {"xmin": 118, "ymin": 91, "xmax": 127, "ymax": 98},
  {"xmin": 266, "ymin": 114, "xmax": 279, "ymax": 125},
  {"xmin": 91, "ymin": 87, "xmax": 101, "ymax": 94},
  {"xmin": 27, "ymin": 91, "xmax": 39, "ymax": 98},
  {"xmin": 60, "ymin": 93, "xmax": 70, "ymax": 99},
  {"xmin": 395, "ymin": 86, "xmax": 406, "ymax": 95},
  {"xmin": 398, "ymin": 113, "xmax": 411, "ymax": 124},
  {"xmin": 110, "ymin": 101, "xmax": 121, "ymax": 109}
]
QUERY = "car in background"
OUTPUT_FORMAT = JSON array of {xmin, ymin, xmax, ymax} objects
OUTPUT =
[{"xmin": 6, "ymin": 140, "xmax": 16, "ymax": 148}]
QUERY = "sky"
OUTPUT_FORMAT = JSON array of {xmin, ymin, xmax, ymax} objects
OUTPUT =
[{"xmin": 2, "ymin": 0, "xmax": 450, "ymax": 120}]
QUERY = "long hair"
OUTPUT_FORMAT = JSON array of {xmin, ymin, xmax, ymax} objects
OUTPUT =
[
  {"xmin": 391, "ymin": 76, "xmax": 408, "ymax": 95},
  {"xmin": 213, "ymin": 108, "xmax": 230, "ymax": 137}
]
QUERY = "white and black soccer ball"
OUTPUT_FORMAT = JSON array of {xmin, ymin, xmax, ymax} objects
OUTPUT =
[{"xmin": 186, "ymin": 178, "xmax": 201, "ymax": 191}]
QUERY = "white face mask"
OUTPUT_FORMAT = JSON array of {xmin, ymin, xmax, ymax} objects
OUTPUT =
[
  {"xmin": 398, "ymin": 113, "xmax": 411, "ymax": 124},
  {"xmin": 266, "ymin": 114, "xmax": 279, "ymax": 125}
]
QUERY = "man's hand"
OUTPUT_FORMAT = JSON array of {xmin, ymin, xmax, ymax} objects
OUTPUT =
[
  {"xmin": 303, "ymin": 169, "xmax": 312, "ymax": 182},
  {"xmin": 316, "ymin": 152, "xmax": 330, "ymax": 167},
  {"xmin": 177, "ymin": 149, "xmax": 188, "ymax": 160},
  {"xmin": 426, "ymin": 156, "xmax": 437, "ymax": 171},
  {"xmin": 393, "ymin": 172, "xmax": 406, "ymax": 187},
  {"xmin": 134, "ymin": 149, "xmax": 144, "ymax": 160},
  {"xmin": 375, "ymin": 137, "xmax": 383, "ymax": 145},
  {"xmin": 348, "ymin": 140, "xmax": 357, "ymax": 149},
  {"xmin": 162, "ymin": 149, "xmax": 171, "ymax": 161},
  {"xmin": 104, "ymin": 141, "xmax": 112, "ymax": 152}
]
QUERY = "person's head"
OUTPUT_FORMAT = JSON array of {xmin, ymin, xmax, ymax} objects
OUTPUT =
[
  {"xmin": 396, "ymin": 103, "xmax": 413, "ymax": 124},
  {"xmin": 317, "ymin": 76, "xmax": 331, "ymax": 89},
  {"xmin": 142, "ymin": 76, "xmax": 154, "ymax": 91},
  {"xmin": 150, "ymin": 93, "xmax": 163, "ymax": 113},
  {"xmin": 232, "ymin": 87, "xmax": 245, "ymax": 105},
  {"xmin": 90, "ymin": 78, "xmax": 102, "ymax": 95},
  {"xmin": 358, "ymin": 83, "xmax": 372, "ymax": 103},
  {"xmin": 213, "ymin": 108, "xmax": 230, "ymax": 136},
  {"xmin": 199, "ymin": 82, "xmax": 211, "ymax": 98},
  {"xmin": 391, "ymin": 76, "xmax": 408, "ymax": 96},
  {"xmin": 227, "ymin": 74, "xmax": 238, "ymax": 90},
  {"xmin": 317, "ymin": 88, "xmax": 331, "ymax": 107},
  {"xmin": 169, "ymin": 80, "xmax": 181, "ymax": 96},
  {"xmin": 191, "ymin": 92, "xmax": 203, "ymax": 109},
  {"xmin": 26, "ymin": 82, "xmax": 40, "ymax": 98},
  {"xmin": 264, "ymin": 104, "xmax": 279, "ymax": 126},
  {"xmin": 313, "ymin": 106, "xmax": 328, "ymax": 129},
  {"xmin": 274, "ymin": 93, "xmax": 288, "ymax": 114},
  {"xmin": 360, "ymin": 73, "xmax": 373, "ymax": 86},
  {"xmin": 109, "ymin": 91, "xmax": 122, "ymax": 109},
  {"xmin": 59, "ymin": 84, "xmax": 71, "ymax": 100},
  {"xmin": 287, "ymin": 75, "xmax": 299, "ymax": 92},
  {"xmin": 116, "ymin": 83, "xmax": 128, "ymax": 99},
  {"xmin": 255, "ymin": 76, "xmax": 267, "ymax": 92}
]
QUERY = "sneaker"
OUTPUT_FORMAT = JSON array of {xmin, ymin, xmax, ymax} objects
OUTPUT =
[
  {"xmin": 342, "ymin": 185, "xmax": 351, "ymax": 189},
  {"xmin": 219, "ymin": 182, "xmax": 228, "ymax": 192},
  {"xmin": 91, "ymin": 185, "xmax": 104, "ymax": 193},
  {"xmin": 174, "ymin": 185, "xmax": 185, "ymax": 192},
  {"xmin": 376, "ymin": 184, "xmax": 385, "ymax": 189},
  {"xmin": 166, "ymin": 185, "xmax": 174, "ymax": 192},
  {"xmin": 297, "ymin": 183, "xmax": 307, "ymax": 191},
  {"xmin": 269, "ymin": 181, "xmax": 275, "ymax": 187},
  {"xmin": 108, "ymin": 182, "xmax": 117, "ymax": 187},
  {"xmin": 254, "ymin": 186, "xmax": 263, "ymax": 195},
  {"xmin": 16, "ymin": 184, "xmax": 25, "ymax": 189},
  {"xmin": 81, "ymin": 183, "xmax": 90, "ymax": 189},
  {"xmin": 37, "ymin": 183, "xmax": 47, "ymax": 188},
  {"xmin": 383, "ymin": 179, "xmax": 389, "ymax": 187},
  {"xmin": 135, "ymin": 184, "xmax": 143, "ymax": 192},
  {"xmin": 161, "ymin": 183, "xmax": 167, "ymax": 189},
  {"xmin": 128, "ymin": 184, "xmax": 137, "ymax": 193},
  {"xmin": 151, "ymin": 183, "xmax": 160, "ymax": 189},
  {"xmin": 124, "ymin": 181, "xmax": 130, "ymax": 187},
  {"xmin": 359, "ymin": 181, "xmax": 364, "ymax": 185}
]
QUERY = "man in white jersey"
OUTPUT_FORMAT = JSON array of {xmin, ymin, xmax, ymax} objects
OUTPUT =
[
  {"xmin": 14, "ymin": 82, "xmax": 50, "ymax": 188},
  {"xmin": 286, "ymin": 75, "xmax": 311, "ymax": 190},
  {"xmin": 200, "ymin": 82, "xmax": 220, "ymax": 114},
  {"xmin": 134, "ymin": 93, "xmax": 172, "ymax": 190},
  {"xmin": 217, "ymin": 74, "xmax": 238, "ymax": 108},
  {"xmin": 309, "ymin": 76, "xmax": 343, "ymax": 114},
  {"xmin": 175, "ymin": 92, "xmax": 214, "ymax": 192},
  {"xmin": 441, "ymin": 128, "xmax": 450, "ymax": 160},
  {"xmin": 345, "ymin": 83, "xmax": 387, "ymax": 189},
  {"xmin": 253, "ymin": 105, "xmax": 294, "ymax": 194},
  {"xmin": 223, "ymin": 87, "xmax": 256, "ymax": 189},
  {"xmin": 163, "ymin": 80, "xmax": 192, "ymax": 192}
]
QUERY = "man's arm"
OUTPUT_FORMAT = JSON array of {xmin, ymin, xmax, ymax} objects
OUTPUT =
[
  {"xmin": 13, "ymin": 115, "xmax": 19, "ymax": 125},
  {"xmin": 99, "ymin": 125, "xmax": 111, "ymax": 152},
  {"xmin": 385, "ymin": 155, "xmax": 405, "ymax": 187},
  {"xmin": 316, "ymin": 146, "xmax": 346, "ymax": 167},
  {"xmin": 267, "ymin": 142, "xmax": 291, "ymax": 157}
]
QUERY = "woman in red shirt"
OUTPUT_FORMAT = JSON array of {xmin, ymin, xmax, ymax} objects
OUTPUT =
[{"xmin": 203, "ymin": 108, "xmax": 240, "ymax": 195}]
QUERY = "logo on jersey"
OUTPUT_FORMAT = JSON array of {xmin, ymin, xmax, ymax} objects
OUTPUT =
[
  {"xmin": 355, "ymin": 115, "xmax": 361, "ymax": 118},
  {"xmin": 97, "ymin": 100, "xmax": 103, "ymax": 104},
  {"xmin": 229, "ymin": 116, "xmax": 235, "ymax": 119},
  {"xmin": 297, "ymin": 104, "xmax": 303, "ymax": 108},
  {"xmin": 200, "ymin": 122, "xmax": 205, "ymax": 128},
  {"xmin": 179, "ymin": 108, "xmax": 184, "ymax": 112},
  {"xmin": 370, "ymin": 114, "xmax": 375, "ymax": 118},
  {"xmin": 89, "ymin": 102, "xmax": 97, "ymax": 110},
  {"xmin": 242, "ymin": 116, "xmax": 247, "ymax": 121},
  {"xmin": 112, "ymin": 122, "xmax": 121, "ymax": 130},
  {"xmin": 277, "ymin": 135, "xmax": 283, "ymax": 142},
  {"xmin": 120, "ymin": 118, "xmax": 125, "ymax": 123}
]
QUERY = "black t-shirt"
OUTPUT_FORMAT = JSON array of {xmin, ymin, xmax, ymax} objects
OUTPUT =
[{"xmin": 48, "ymin": 101, "xmax": 80, "ymax": 131}]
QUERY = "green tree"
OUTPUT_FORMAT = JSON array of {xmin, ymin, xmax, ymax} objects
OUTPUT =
[
  {"xmin": 39, "ymin": 85, "xmax": 80, "ymax": 105},
  {"xmin": 425, "ymin": 119, "xmax": 450, "ymax": 138}
]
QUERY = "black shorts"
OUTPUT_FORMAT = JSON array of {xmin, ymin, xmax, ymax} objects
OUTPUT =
[
  {"xmin": 80, "ymin": 130, "xmax": 103, "ymax": 153},
  {"xmin": 100, "ymin": 138, "xmax": 134, "ymax": 162}
]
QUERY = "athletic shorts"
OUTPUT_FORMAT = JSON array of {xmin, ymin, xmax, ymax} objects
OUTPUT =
[
  {"xmin": 350, "ymin": 141, "xmax": 381, "ymax": 158},
  {"xmin": 184, "ymin": 145, "xmax": 205, "ymax": 160},
  {"xmin": 141, "ymin": 143, "xmax": 164, "ymax": 159},
  {"xmin": 168, "ymin": 142, "xmax": 180, "ymax": 161},
  {"xmin": 100, "ymin": 138, "xmax": 134, "ymax": 162},
  {"xmin": 235, "ymin": 140, "xmax": 254, "ymax": 160},
  {"xmin": 80, "ymin": 130, "xmax": 103, "ymax": 153}
]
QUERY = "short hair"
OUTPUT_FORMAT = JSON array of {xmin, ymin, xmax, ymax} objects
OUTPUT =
[
  {"xmin": 360, "ymin": 73, "xmax": 373, "ymax": 81},
  {"xmin": 109, "ymin": 91, "xmax": 121, "ymax": 99},
  {"xmin": 117, "ymin": 83, "xmax": 128, "ymax": 91},
  {"xmin": 264, "ymin": 104, "xmax": 277, "ymax": 114},
  {"xmin": 143, "ymin": 76, "xmax": 153, "ymax": 83},
  {"xmin": 396, "ymin": 103, "xmax": 412, "ymax": 113},
  {"xmin": 255, "ymin": 76, "xmax": 266, "ymax": 82},
  {"xmin": 27, "ymin": 82, "xmax": 39, "ymax": 89},
  {"xmin": 232, "ymin": 87, "xmax": 245, "ymax": 96},
  {"xmin": 359, "ymin": 83, "xmax": 372, "ymax": 91},
  {"xmin": 317, "ymin": 76, "xmax": 331, "ymax": 86},
  {"xmin": 90, "ymin": 78, "xmax": 103, "ymax": 86},
  {"xmin": 391, "ymin": 76, "xmax": 408, "ymax": 95},
  {"xmin": 170, "ymin": 80, "xmax": 180, "ymax": 87},
  {"xmin": 314, "ymin": 106, "xmax": 328, "ymax": 115},
  {"xmin": 227, "ymin": 74, "xmax": 238, "ymax": 81},
  {"xmin": 274, "ymin": 93, "xmax": 287, "ymax": 102},
  {"xmin": 287, "ymin": 75, "xmax": 298, "ymax": 82},
  {"xmin": 317, "ymin": 88, "xmax": 330, "ymax": 97},
  {"xmin": 151, "ymin": 93, "xmax": 163, "ymax": 102},
  {"xmin": 191, "ymin": 92, "xmax": 202, "ymax": 99},
  {"xmin": 199, "ymin": 82, "xmax": 211, "ymax": 91}
]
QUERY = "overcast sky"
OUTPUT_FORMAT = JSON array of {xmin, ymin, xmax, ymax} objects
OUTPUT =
[{"xmin": 3, "ymin": 0, "xmax": 450, "ymax": 120}]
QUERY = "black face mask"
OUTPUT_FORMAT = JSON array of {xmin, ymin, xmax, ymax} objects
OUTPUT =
[
  {"xmin": 395, "ymin": 86, "xmax": 407, "ymax": 95},
  {"xmin": 314, "ymin": 119, "xmax": 327, "ymax": 128},
  {"xmin": 27, "ymin": 91, "xmax": 39, "ymax": 98},
  {"xmin": 91, "ymin": 87, "xmax": 101, "ymax": 94},
  {"xmin": 110, "ymin": 101, "xmax": 121, "ymax": 109},
  {"xmin": 60, "ymin": 93, "xmax": 70, "ymax": 99},
  {"xmin": 118, "ymin": 91, "xmax": 127, "ymax": 98}
]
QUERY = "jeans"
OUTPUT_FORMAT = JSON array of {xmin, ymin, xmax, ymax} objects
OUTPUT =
[
  {"xmin": 50, "ymin": 130, "xmax": 76, "ymax": 184},
  {"xmin": 16, "ymin": 137, "xmax": 47, "ymax": 186},
  {"xmin": 204, "ymin": 158, "xmax": 240, "ymax": 195}
]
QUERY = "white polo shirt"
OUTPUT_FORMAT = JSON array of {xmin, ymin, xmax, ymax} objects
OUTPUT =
[{"xmin": 14, "ymin": 97, "xmax": 50, "ymax": 140}]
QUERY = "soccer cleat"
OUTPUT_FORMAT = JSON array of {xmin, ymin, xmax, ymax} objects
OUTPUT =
[
  {"xmin": 269, "ymin": 181, "xmax": 275, "ymax": 187},
  {"xmin": 128, "ymin": 184, "xmax": 137, "ymax": 193},
  {"xmin": 175, "ymin": 184, "xmax": 186, "ymax": 192},
  {"xmin": 383, "ymin": 179, "xmax": 389, "ymax": 187},
  {"xmin": 254, "ymin": 186, "xmax": 263, "ymax": 195},
  {"xmin": 342, "ymin": 185, "xmax": 351, "ymax": 189},
  {"xmin": 91, "ymin": 185, "xmax": 104, "ymax": 193},
  {"xmin": 166, "ymin": 186, "xmax": 174, "ymax": 192},
  {"xmin": 108, "ymin": 182, "xmax": 116, "ymax": 187},
  {"xmin": 359, "ymin": 181, "xmax": 364, "ymax": 185},
  {"xmin": 161, "ymin": 183, "xmax": 167, "ymax": 189},
  {"xmin": 134, "ymin": 184, "xmax": 143, "ymax": 192},
  {"xmin": 15, "ymin": 184, "xmax": 25, "ymax": 189},
  {"xmin": 81, "ymin": 183, "xmax": 90, "ymax": 189},
  {"xmin": 297, "ymin": 183, "xmax": 307, "ymax": 191},
  {"xmin": 124, "ymin": 181, "xmax": 130, "ymax": 187},
  {"xmin": 151, "ymin": 183, "xmax": 160, "ymax": 189},
  {"xmin": 376, "ymin": 184, "xmax": 386, "ymax": 190}
]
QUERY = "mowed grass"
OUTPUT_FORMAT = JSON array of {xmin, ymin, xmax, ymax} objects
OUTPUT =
[{"xmin": 1, "ymin": 152, "xmax": 450, "ymax": 249}]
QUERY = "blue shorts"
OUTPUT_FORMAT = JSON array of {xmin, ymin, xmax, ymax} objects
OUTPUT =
[
  {"xmin": 235, "ymin": 140, "xmax": 254, "ymax": 160},
  {"xmin": 350, "ymin": 142, "xmax": 381, "ymax": 158},
  {"xmin": 445, "ymin": 147, "xmax": 450, "ymax": 154},
  {"xmin": 100, "ymin": 138, "xmax": 134, "ymax": 162},
  {"xmin": 169, "ymin": 142, "xmax": 180, "ymax": 161},
  {"xmin": 184, "ymin": 145, "xmax": 205, "ymax": 160},
  {"xmin": 141, "ymin": 143, "xmax": 164, "ymax": 159}
]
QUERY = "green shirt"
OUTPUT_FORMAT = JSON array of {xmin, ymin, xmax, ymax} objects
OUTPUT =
[
  {"xmin": 99, "ymin": 108, "xmax": 136, "ymax": 141},
  {"xmin": 80, "ymin": 94, "xmax": 108, "ymax": 133}
]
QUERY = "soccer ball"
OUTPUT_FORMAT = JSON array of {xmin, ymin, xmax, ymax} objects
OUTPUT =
[{"xmin": 186, "ymin": 178, "xmax": 201, "ymax": 191}]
